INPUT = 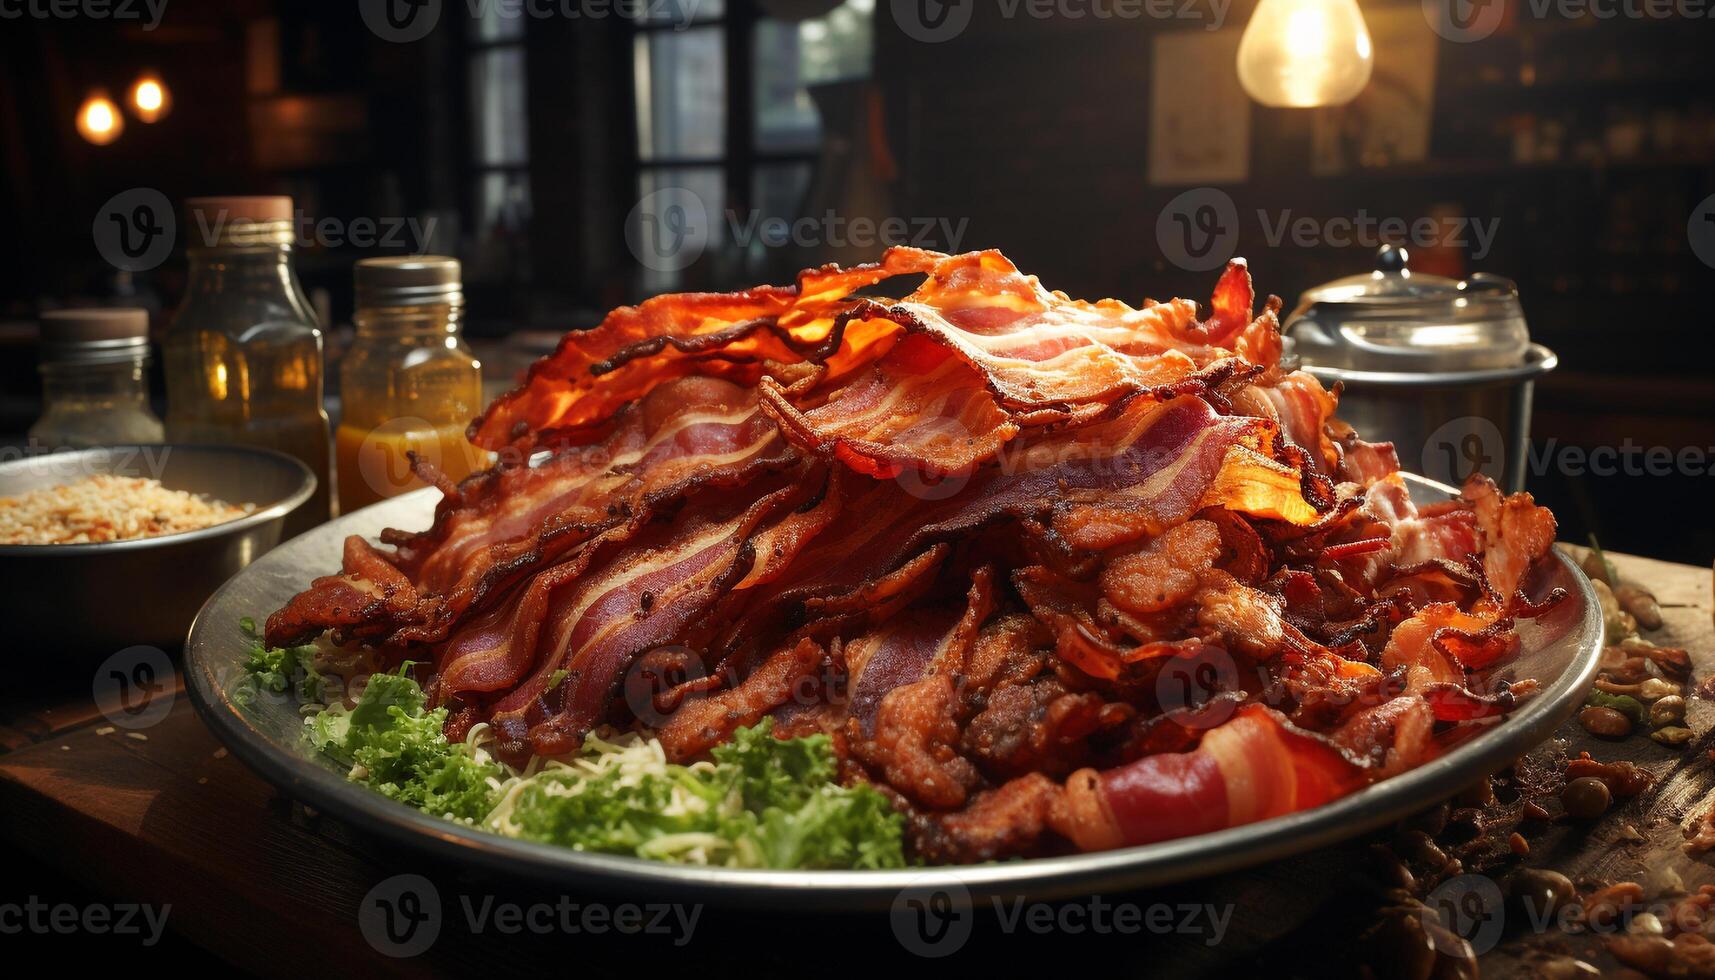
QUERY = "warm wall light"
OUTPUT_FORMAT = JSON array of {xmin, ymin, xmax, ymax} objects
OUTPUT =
[
  {"xmin": 129, "ymin": 72, "xmax": 171, "ymax": 123},
  {"xmin": 76, "ymin": 91, "xmax": 124, "ymax": 145},
  {"xmin": 1237, "ymin": 0, "xmax": 1374, "ymax": 108}
]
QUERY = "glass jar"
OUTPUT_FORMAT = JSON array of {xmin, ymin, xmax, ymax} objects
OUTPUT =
[
  {"xmin": 29, "ymin": 308, "xmax": 164, "ymax": 448},
  {"xmin": 335, "ymin": 256, "xmax": 487, "ymax": 512},
  {"xmin": 164, "ymin": 196, "xmax": 330, "ymax": 535}
]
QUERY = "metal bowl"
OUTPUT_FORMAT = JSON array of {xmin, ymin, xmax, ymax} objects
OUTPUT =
[
  {"xmin": 0, "ymin": 445, "xmax": 316, "ymax": 660},
  {"xmin": 185, "ymin": 474, "xmax": 1601, "ymax": 907}
]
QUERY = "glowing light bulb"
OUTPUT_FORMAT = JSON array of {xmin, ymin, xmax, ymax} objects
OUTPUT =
[
  {"xmin": 76, "ymin": 91, "xmax": 124, "ymax": 145},
  {"xmin": 129, "ymin": 73, "xmax": 171, "ymax": 123},
  {"xmin": 1237, "ymin": 0, "xmax": 1374, "ymax": 108}
]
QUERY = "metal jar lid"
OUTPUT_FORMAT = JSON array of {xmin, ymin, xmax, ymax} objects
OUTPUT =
[
  {"xmin": 38, "ymin": 308, "xmax": 151, "ymax": 366},
  {"xmin": 186, "ymin": 195, "xmax": 295, "ymax": 248},
  {"xmin": 355, "ymin": 255, "xmax": 464, "ymax": 309},
  {"xmin": 1284, "ymin": 244, "xmax": 1552, "ymax": 383}
]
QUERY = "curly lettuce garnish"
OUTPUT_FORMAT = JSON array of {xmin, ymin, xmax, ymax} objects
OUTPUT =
[{"xmin": 239, "ymin": 622, "xmax": 906, "ymax": 869}]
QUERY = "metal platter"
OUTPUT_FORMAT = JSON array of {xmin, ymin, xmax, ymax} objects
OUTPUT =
[{"xmin": 184, "ymin": 474, "xmax": 1602, "ymax": 909}]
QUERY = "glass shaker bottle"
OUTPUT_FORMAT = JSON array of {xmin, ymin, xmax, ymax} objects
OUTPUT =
[
  {"xmin": 335, "ymin": 256, "xmax": 487, "ymax": 512},
  {"xmin": 29, "ymin": 308, "xmax": 165, "ymax": 448},
  {"xmin": 164, "ymin": 196, "xmax": 330, "ymax": 535}
]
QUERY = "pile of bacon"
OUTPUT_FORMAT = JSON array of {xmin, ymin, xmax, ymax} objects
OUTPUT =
[{"xmin": 268, "ymin": 248, "xmax": 1562, "ymax": 862}]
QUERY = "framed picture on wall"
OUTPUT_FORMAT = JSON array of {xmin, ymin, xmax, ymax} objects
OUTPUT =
[
  {"xmin": 1149, "ymin": 30, "xmax": 1251, "ymax": 186},
  {"xmin": 1310, "ymin": 7, "xmax": 1438, "ymax": 175}
]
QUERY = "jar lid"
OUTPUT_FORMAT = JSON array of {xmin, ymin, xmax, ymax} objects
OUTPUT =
[
  {"xmin": 39, "ymin": 308, "xmax": 151, "ymax": 366},
  {"xmin": 355, "ymin": 255, "xmax": 464, "ymax": 308},
  {"xmin": 186, "ymin": 195, "xmax": 294, "ymax": 247},
  {"xmin": 1284, "ymin": 245, "xmax": 1536, "ymax": 374}
]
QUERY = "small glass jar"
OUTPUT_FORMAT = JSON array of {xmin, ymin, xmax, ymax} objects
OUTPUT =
[
  {"xmin": 336, "ymin": 256, "xmax": 487, "ymax": 512},
  {"xmin": 164, "ymin": 196, "xmax": 331, "ymax": 535},
  {"xmin": 30, "ymin": 308, "xmax": 165, "ymax": 448}
]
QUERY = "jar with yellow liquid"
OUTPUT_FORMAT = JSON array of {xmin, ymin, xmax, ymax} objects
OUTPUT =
[
  {"xmin": 335, "ymin": 256, "xmax": 487, "ymax": 512},
  {"xmin": 164, "ymin": 196, "xmax": 330, "ymax": 536}
]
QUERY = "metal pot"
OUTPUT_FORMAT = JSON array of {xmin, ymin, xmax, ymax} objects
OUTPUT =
[
  {"xmin": 1283, "ymin": 244, "xmax": 1556, "ymax": 491},
  {"xmin": 0, "ymin": 445, "xmax": 316, "ymax": 667}
]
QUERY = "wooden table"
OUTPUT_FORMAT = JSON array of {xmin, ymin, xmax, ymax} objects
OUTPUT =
[{"xmin": 2, "ymin": 552, "xmax": 1710, "ymax": 977}]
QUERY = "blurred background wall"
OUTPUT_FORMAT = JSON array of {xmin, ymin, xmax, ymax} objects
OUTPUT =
[{"xmin": 1, "ymin": 0, "xmax": 1711, "ymax": 559}]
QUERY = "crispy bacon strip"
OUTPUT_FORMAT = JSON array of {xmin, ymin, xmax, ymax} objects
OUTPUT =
[
  {"xmin": 479, "ymin": 474, "xmax": 823, "ymax": 759},
  {"xmin": 266, "ymin": 379, "xmax": 793, "ymax": 649},
  {"xmin": 469, "ymin": 248, "xmax": 945, "ymax": 449}
]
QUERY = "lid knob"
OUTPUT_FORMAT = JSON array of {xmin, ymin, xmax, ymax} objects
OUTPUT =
[{"xmin": 1376, "ymin": 243, "xmax": 1409, "ymax": 274}]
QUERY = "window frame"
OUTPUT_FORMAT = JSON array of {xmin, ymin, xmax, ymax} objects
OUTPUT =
[
  {"xmin": 466, "ymin": 20, "xmax": 531, "ymax": 247},
  {"xmin": 628, "ymin": 0, "xmax": 827, "ymax": 273}
]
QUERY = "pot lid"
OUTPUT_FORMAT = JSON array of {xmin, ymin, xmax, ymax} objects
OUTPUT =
[{"xmin": 1284, "ymin": 244, "xmax": 1534, "ymax": 374}]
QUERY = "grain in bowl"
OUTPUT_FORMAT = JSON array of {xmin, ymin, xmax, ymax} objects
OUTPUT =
[{"xmin": 0, "ymin": 474, "xmax": 253, "ymax": 545}]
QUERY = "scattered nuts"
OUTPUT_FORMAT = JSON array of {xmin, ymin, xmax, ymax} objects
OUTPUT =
[
  {"xmin": 1629, "ymin": 911, "xmax": 1665, "ymax": 936},
  {"xmin": 1645, "ymin": 646, "xmax": 1693, "ymax": 680},
  {"xmin": 1567, "ymin": 755, "xmax": 1654, "ymax": 796},
  {"xmin": 1534, "ymin": 956, "xmax": 1600, "ymax": 980},
  {"xmin": 1601, "ymin": 655, "xmax": 1654, "ymax": 685},
  {"xmin": 1509, "ymin": 867, "xmax": 1578, "ymax": 917},
  {"xmin": 1581, "ymin": 705, "xmax": 1634, "ymax": 738},
  {"xmin": 1562, "ymin": 776, "xmax": 1613, "ymax": 818},
  {"xmin": 1651, "ymin": 726, "xmax": 1694, "ymax": 747},
  {"xmin": 1592, "ymin": 579, "xmax": 1639, "ymax": 640},
  {"xmin": 1589, "ymin": 689, "xmax": 1649, "ymax": 720},
  {"xmin": 1615, "ymin": 584, "xmax": 1663, "ymax": 631},
  {"xmin": 1582, "ymin": 549, "xmax": 1616, "ymax": 587},
  {"xmin": 1640, "ymin": 678, "xmax": 1681, "ymax": 702},
  {"xmin": 1651, "ymin": 695, "xmax": 1687, "ymax": 727},
  {"xmin": 1509, "ymin": 831, "xmax": 1530, "ymax": 856}
]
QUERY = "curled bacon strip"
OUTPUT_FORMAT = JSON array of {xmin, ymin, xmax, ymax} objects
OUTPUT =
[{"xmin": 1057, "ymin": 705, "xmax": 1365, "ymax": 849}]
